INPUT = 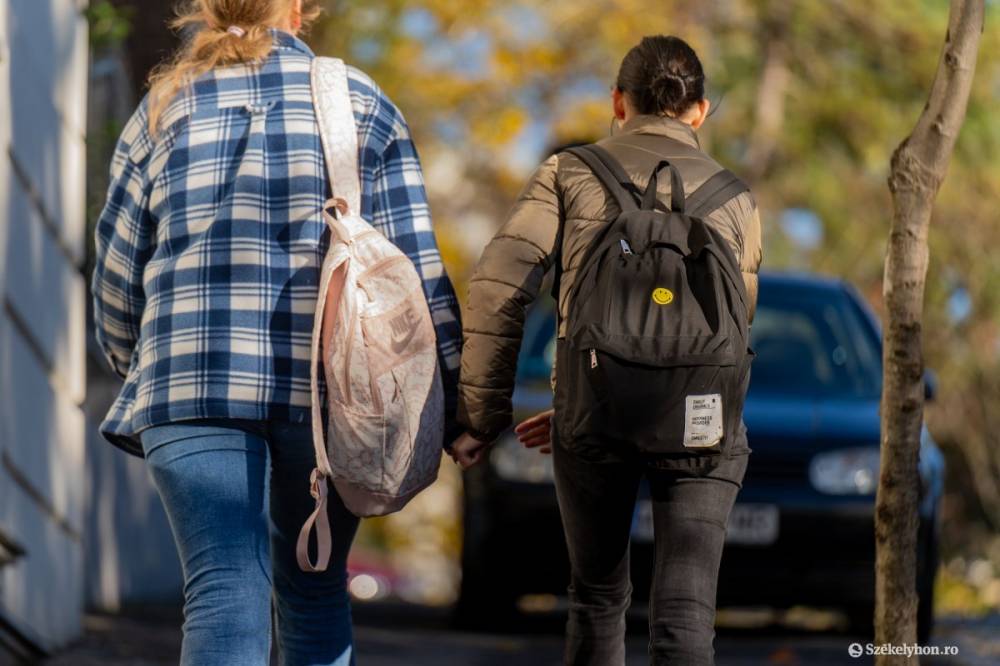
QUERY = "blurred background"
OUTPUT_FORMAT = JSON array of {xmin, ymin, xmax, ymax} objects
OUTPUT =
[{"xmin": 1, "ymin": 0, "xmax": 998, "ymax": 663}]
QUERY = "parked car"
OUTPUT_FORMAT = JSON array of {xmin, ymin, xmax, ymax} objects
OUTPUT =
[{"xmin": 457, "ymin": 271, "xmax": 944, "ymax": 642}]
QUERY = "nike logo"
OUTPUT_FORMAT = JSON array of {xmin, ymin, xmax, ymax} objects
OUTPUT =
[{"xmin": 389, "ymin": 307, "xmax": 420, "ymax": 354}]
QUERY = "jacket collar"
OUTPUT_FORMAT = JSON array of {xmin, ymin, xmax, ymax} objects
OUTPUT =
[
  {"xmin": 270, "ymin": 29, "xmax": 315, "ymax": 57},
  {"xmin": 615, "ymin": 114, "xmax": 701, "ymax": 149}
]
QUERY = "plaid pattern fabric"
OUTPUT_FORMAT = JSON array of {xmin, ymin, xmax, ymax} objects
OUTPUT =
[{"xmin": 92, "ymin": 31, "xmax": 462, "ymax": 455}]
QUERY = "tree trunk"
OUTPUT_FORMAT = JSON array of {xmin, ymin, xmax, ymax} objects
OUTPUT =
[
  {"xmin": 744, "ymin": 0, "xmax": 791, "ymax": 182},
  {"xmin": 876, "ymin": 1, "xmax": 984, "ymax": 663}
]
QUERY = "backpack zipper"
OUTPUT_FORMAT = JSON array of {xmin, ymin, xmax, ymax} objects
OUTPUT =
[
  {"xmin": 590, "ymin": 348, "xmax": 598, "ymax": 369},
  {"xmin": 620, "ymin": 238, "xmax": 633, "ymax": 255}
]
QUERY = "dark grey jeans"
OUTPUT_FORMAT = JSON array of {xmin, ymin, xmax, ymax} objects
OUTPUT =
[{"xmin": 552, "ymin": 439, "xmax": 748, "ymax": 666}]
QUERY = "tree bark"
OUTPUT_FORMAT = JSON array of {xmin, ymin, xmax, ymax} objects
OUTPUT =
[
  {"xmin": 744, "ymin": 0, "xmax": 790, "ymax": 182},
  {"xmin": 876, "ymin": 1, "xmax": 984, "ymax": 663}
]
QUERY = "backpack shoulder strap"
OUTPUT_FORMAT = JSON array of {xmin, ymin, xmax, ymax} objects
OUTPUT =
[
  {"xmin": 566, "ymin": 145, "xmax": 640, "ymax": 214},
  {"xmin": 552, "ymin": 145, "xmax": 634, "ymax": 309},
  {"xmin": 311, "ymin": 56, "xmax": 362, "ymax": 217},
  {"xmin": 300, "ymin": 56, "xmax": 362, "ymax": 574},
  {"xmin": 551, "ymin": 145, "xmax": 626, "ymax": 310},
  {"xmin": 685, "ymin": 169, "xmax": 750, "ymax": 219}
]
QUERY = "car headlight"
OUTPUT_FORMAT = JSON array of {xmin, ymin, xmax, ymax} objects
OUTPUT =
[
  {"xmin": 809, "ymin": 446, "xmax": 880, "ymax": 495},
  {"xmin": 490, "ymin": 433, "xmax": 554, "ymax": 483}
]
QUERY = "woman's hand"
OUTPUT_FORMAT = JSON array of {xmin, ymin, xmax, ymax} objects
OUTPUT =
[
  {"xmin": 449, "ymin": 432, "xmax": 490, "ymax": 469},
  {"xmin": 515, "ymin": 409, "xmax": 555, "ymax": 454}
]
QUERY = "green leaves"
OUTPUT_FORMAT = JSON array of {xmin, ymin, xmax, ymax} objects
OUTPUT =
[{"xmin": 86, "ymin": 0, "xmax": 133, "ymax": 52}]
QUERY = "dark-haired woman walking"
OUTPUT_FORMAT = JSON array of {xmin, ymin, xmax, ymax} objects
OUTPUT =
[{"xmin": 452, "ymin": 36, "xmax": 762, "ymax": 665}]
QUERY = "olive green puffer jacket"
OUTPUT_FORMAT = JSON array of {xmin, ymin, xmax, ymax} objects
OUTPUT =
[{"xmin": 457, "ymin": 115, "xmax": 763, "ymax": 442}]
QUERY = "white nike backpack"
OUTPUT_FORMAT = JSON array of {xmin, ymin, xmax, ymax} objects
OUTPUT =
[{"xmin": 296, "ymin": 57, "xmax": 445, "ymax": 573}]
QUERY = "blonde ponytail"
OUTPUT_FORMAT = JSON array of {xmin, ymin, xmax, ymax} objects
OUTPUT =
[{"xmin": 147, "ymin": 0, "xmax": 320, "ymax": 134}]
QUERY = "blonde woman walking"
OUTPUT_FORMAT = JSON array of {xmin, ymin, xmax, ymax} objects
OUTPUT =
[{"xmin": 91, "ymin": 1, "xmax": 462, "ymax": 664}]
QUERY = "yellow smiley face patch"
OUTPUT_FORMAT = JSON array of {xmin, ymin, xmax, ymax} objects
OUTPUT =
[{"xmin": 652, "ymin": 288, "xmax": 674, "ymax": 305}]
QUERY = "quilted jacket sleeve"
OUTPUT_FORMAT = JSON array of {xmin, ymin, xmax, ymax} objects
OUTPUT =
[{"xmin": 456, "ymin": 155, "xmax": 561, "ymax": 441}]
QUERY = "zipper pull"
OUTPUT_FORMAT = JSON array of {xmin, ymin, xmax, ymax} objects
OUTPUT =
[
  {"xmin": 590, "ymin": 349, "xmax": 598, "ymax": 368},
  {"xmin": 619, "ymin": 238, "xmax": 633, "ymax": 255}
]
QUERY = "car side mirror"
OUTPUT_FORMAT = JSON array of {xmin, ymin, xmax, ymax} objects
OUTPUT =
[{"xmin": 924, "ymin": 369, "xmax": 938, "ymax": 402}]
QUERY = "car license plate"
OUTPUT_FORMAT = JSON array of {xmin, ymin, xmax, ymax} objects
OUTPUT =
[
  {"xmin": 726, "ymin": 504, "xmax": 780, "ymax": 546},
  {"xmin": 631, "ymin": 502, "xmax": 779, "ymax": 546}
]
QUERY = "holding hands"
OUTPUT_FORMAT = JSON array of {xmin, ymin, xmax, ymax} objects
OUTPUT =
[
  {"xmin": 448, "ymin": 432, "xmax": 490, "ymax": 469},
  {"xmin": 449, "ymin": 408, "xmax": 555, "ymax": 469},
  {"xmin": 514, "ymin": 409, "xmax": 554, "ymax": 454}
]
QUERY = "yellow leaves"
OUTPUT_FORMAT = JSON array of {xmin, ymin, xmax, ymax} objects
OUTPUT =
[
  {"xmin": 421, "ymin": 0, "xmax": 492, "ymax": 31},
  {"xmin": 490, "ymin": 47, "xmax": 520, "ymax": 84},
  {"xmin": 552, "ymin": 99, "xmax": 609, "ymax": 145},
  {"xmin": 470, "ymin": 106, "xmax": 528, "ymax": 146},
  {"xmin": 492, "ymin": 45, "xmax": 562, "ymax": 85}
]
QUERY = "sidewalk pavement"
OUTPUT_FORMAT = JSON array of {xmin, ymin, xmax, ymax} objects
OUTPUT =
[{"xmin": 41, "ymin": 605, "xmax": 1000, "ymax": 666}]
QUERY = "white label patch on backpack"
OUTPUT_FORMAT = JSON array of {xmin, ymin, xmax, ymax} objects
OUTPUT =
[{"xmin": 683, "ymin": 394, "xmax": 724, "ymax": 448}]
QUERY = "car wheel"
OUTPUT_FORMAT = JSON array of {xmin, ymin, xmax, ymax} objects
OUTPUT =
[
  {"xmin": 453, "ymin": 471, "xmax": 520, "ymax": 630},
  {"xmin": 917, "ymin": 518, "xmax": 939, "ymax": 644},
  {"xmin": 846, "ymin": 604, "xmax": 875, "ymax": 638},
  {"xmin": 454, "ymin": 556, "xmax": 520, "ymax": 630}
]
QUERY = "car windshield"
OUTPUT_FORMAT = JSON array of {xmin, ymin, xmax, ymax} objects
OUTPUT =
[
  {"xmin": 749, "ymin": 286, "xmax": 882, "ymax": 399},
  {"xmin": 515, "ymin": 281, "xmax": 883, "ymax": 400}
]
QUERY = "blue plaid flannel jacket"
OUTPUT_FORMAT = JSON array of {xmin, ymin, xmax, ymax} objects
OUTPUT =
[{"xmin": 92, "ymin": 31, "xmax": 462, "ymax": 455}]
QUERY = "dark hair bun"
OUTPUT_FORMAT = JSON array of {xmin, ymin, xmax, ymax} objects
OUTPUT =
[
  {"xmin": 616, "ymin": 36, "xmax": 705, "ymax": 117},
  {"xmin": 652, "ymin": 72, "xmax": 688, "ymax": 115}
]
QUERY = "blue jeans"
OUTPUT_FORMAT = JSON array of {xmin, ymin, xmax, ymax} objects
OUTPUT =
[{"xmin": 140, "ymin": 419, "xmax": 360, "ymax": 666}]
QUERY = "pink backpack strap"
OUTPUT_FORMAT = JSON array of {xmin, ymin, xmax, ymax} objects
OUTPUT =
[
  {"xmin": 311, "ymin": 57, "xmax": 362, "ymax": 216},
  {"xmin": 296, "ymin": 56, "xmax": 361, "ymax": 573},
  {"xmin": 296, "ymin": 469, "xmax": 333, "ymax": 572}
]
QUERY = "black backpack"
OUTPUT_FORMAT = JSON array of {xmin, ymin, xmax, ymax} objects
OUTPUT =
[{"xmin": 552, "ymin": 144, "xmax": 754, "ymax": 470}]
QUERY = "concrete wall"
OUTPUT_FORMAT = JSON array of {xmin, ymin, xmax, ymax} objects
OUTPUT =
[
  {"xmin": 82, "ymin": 41, "xmax": 185, "ymax": 614},
  {"xmin": 0, "ymin": 3, "xmax": 187, "ymax": 656},
  {"xmin": 0, "ymin": 0, "xmax": 89, "ymax": 655},
  {"xmin": 84, "ymin": 342, "xmax": 184, "ymax": 610}
]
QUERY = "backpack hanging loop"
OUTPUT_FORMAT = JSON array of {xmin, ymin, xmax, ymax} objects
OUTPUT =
[
  {"xmin": 643, "ymin": 160, "xmax": 686, "ymax": 213},
  {"xmin": 330, "ymin": 196, "xmax": 351, "ymax": 218}
]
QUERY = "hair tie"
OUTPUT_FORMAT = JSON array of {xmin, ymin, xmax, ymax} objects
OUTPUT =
[{"xmin": 227, "ymin": 26, "xmax": 246, "ymax": 38}]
